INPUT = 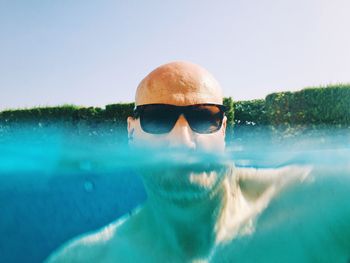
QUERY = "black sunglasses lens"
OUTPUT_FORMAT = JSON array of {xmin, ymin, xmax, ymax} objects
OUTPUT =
[
  {"xmin": 186, "ymin": 105, "xmax": 224, "ymax": 134},
  {"xmin": 140, "ymin": 105, "xmax": 179, "ymax": 134}
]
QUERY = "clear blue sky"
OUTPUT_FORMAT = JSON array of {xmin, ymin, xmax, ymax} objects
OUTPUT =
[{"xmin": 1, "ymin": 0, "xmax": 349, "ymax": 110}]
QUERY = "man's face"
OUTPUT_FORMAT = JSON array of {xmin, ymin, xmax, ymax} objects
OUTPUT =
[
  {"xmin": 127, "ymin": 61, "xmax": 228, "ymax": 201},
  {"xmin": 127, "ymin": 62, "xmax": 227, "ymax": 152}
]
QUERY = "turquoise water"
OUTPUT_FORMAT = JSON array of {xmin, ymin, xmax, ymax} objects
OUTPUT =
[
  {"xmin": 213, "ymin": 167, "xmax": 350, "ymax": 262},
  {"xmin": 1, "ymin": 127, "xmax": 350, "ymax": 262}
]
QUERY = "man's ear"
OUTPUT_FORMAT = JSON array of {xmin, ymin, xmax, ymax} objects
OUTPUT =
[
  {"xmin": 222, "ymin": 116, "xmax": 227, "ymax": 138},
  {"xmin": 127, "ymin": 116, "xmax": 135, "ymax": 142}
]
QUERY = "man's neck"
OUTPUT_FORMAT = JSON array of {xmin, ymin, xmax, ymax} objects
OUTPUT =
[{"xmin": 143, "ymin": 176, "xmax": 233, "ymax": 261}]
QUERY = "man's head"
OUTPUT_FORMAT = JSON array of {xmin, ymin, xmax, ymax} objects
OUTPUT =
[
  {"xmin": 127, "ymin": 61, "xmax": 227, "ymax": 152},
  {"xmin": 127, "ymin": 61, "xmax": 229, "ymax": 202}
]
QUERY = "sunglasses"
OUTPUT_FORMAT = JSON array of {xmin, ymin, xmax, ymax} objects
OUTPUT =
[{"xmin": 133, "ymin": 103, "xmax": 226, "ymax": 134}]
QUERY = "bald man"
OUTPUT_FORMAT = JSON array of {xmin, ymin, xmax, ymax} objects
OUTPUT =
[{"xmin": 45, "ymin": 61, "xmax": 311, "ymax": 263}]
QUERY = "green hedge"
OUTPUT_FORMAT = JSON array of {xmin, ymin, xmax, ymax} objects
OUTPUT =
[
  {"xmin": 104, "ymin": 103, "xmax": 134, "ymax": 124},
  {"xmin": 234, "ymin": 99, "xmax": 267, "ymax": 126},
  {"xmin": 1, "ymin": 84, "xmax": 350, "ymax": 143},
  {"xmin": 0, "ymin": 105, "xmax": 80, "ymax": 123},
  {"xmin": 265, "ymin": 84, "xmax": 350, "ymax": 127}
]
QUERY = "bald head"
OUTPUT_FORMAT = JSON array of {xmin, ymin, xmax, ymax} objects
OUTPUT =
[{"xmin": 135, "ymin": 61, "xmax": 223, "ymax": 106}]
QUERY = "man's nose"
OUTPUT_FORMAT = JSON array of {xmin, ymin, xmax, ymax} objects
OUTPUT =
[{"xmin": 167, "ymin": 114, "xmax": 196, "ymax": 150}]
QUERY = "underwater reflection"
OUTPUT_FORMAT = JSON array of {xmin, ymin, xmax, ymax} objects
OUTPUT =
[{"xmin": 1, "ymin": 129, "xmax": 350, "ymax": 262}]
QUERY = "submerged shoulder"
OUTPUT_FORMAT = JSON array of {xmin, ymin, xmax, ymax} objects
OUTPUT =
[
  {"xmin": 44, "ymin": 217, "xmax": 127, "ymax": 263},
  {"xmin": 233, "ymin": 164, "xmax": 312, "ymax": 182},
  {"xmin": 232, "ymin": 164, "xmax": 312, "ymax": 199}
]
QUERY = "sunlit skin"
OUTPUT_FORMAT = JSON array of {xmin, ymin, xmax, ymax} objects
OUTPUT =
[
  {"xmin": 45, "ymin": 61, "xmax": 311, "ymax": 263},
  {"xmin": 127, "ymin": 61, "xmax": 226, "ymax": 152}
]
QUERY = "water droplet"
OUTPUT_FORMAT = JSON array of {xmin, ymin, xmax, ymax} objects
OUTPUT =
[{"xmin": 84, "ymin": 181, "xmax": 94, "ymax": 192}]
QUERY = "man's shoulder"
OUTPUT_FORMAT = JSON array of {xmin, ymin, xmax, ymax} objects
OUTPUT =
[
  {"xmin": 44, "ymin": 217, "xmax": 129, "ymax": 263},
  {"xmin": 233, "ymin": 164, "xmax": 312, "ymax": 182},
  {"xmin": 231, "ymin": 164, "xmax": 312, "ymax": 200}
]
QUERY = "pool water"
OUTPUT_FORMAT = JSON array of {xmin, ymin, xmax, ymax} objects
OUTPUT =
[{"xmin": 0, "ymin": 127, "xmax": 350, "ymax": 263}]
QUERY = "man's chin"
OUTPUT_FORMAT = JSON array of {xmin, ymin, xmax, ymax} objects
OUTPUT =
[{"xmin": 142, "ymin": 168, "xmax": 226, "ymax": 203}]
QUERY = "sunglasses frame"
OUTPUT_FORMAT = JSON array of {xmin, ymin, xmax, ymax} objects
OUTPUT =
[{"xmin": 133, "ymin": 103, "xmax": 227, "ymax": 134}]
